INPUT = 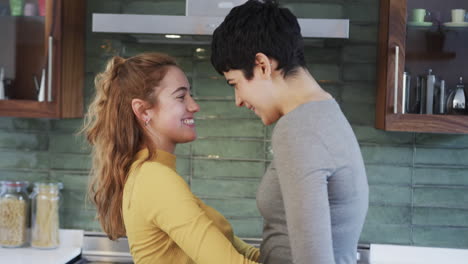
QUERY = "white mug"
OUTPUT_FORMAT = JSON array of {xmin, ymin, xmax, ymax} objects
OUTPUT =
[
  {"xmin": 412, "ymin": 8, "xmax": 428, "ymax": 23},
  {"xmin": 451, "ymin": 9, "xmax": 466, "ymax": 23},
  {"xmin": 23, "ymin": 3, "xmax": 37, "ymax": 16}
]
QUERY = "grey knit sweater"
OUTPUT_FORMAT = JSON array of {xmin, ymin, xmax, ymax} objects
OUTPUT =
[{"xmin": 257, "ymin": 99, "xmax": 369, "ymax": 264}]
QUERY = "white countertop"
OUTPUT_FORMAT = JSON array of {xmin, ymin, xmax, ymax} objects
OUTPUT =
[
  {"xmin": 370, "ymin": 244, "xmax": 468, "ymax": 264},
  {"xmin": 0, "ymin": 229, "xmax": 83, "ymax": 264},
  {"xmin": 0, "ymin": 247, "xmax": 81, "ymax": 264}
]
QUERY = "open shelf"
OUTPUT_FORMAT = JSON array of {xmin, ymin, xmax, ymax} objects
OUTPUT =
[
  {"xmin": 0, "ymin": 99, "xmax": 56, "ymax": 118},
  {"xmin": 385, "ymin": 113, "xmax": 468, "ymax": 134},
  {"xmin": 406, "ymin": 52, "xmax": 456, "ymax": 61}
]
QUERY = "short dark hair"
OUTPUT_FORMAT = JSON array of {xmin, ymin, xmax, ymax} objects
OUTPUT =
[{"xmin": 210, "ymin": 0, "xmax": 306, "ymax": 80}]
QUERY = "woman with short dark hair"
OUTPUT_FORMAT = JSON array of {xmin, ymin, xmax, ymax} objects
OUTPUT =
[{"xmin": 211, "ymin": 1, "xmax": 369, "ymax": 264}]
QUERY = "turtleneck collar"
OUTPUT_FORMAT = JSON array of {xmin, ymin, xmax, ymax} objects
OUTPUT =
[{"xmin": 135, "ymin": 148, "xmax": 176, "ymax": 170}]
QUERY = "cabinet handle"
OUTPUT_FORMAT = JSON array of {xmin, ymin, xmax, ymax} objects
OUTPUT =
[
  {"xmin": 48, "ymin": 36, "xmax": 53, "ymax": 102},
  {"xmin": 394, "ymin": 45, "xmax": 399, "ymax": 114},
  {"xmin": 402, "ymin": 72, "xmax": 407, "ymax": 114}
]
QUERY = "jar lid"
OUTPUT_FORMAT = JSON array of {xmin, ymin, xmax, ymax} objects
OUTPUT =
[
  {"xmin": 33, "ymin": 182, "xmax": 63, "ymax": 190},
  {"xmin": 2, "ymin": 181, "xmax": 29, "ymax": 187}
]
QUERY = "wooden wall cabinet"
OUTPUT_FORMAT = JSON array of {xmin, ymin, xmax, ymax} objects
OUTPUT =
[
  {"xmin": 0, "ymin": 0, "xmax": 85, "ymax": 118},
  {"xmin": 376, "ymin": 0, "xmax": 468, "ymax": 133}
]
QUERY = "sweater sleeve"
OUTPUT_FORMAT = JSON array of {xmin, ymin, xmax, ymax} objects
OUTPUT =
[
  {"xmin": 232, "ymin": 236, "xmax": 260, "ymax": 261},
  {"xmin": 272, "ymin": 127, "xmax": 336, "ymax": 264},
  {"xmin": 138, "ymin": 163, "xmax": 259, "ymax": 264}
]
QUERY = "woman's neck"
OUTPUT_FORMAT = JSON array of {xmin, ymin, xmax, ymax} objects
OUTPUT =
[
  {"xmin": 142, "ymin": 140, "xmax": 175, "ymax": 154},
  {"xmin": 274, "ymin": 68, "xmax": 332, "ymax": 116}
]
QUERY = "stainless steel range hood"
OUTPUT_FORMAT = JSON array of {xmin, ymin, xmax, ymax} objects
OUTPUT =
[{"xmin": 92, "ymin": 0, "xmax": 349, "ymax": 43}]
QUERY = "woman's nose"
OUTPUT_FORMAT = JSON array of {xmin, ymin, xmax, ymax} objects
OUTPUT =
[{"xmin": 187, "ymin": 96, "xmax": 200, "ymax": 113}]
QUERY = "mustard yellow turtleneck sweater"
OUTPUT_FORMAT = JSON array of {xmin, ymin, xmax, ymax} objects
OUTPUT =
[{"xmin": 122, "ymin": 149, "xmax": 260, "ymax": 264}]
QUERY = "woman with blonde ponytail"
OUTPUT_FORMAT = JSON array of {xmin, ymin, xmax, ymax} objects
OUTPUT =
[{"xmin": 82, "ymin": 53, "xmax": 260, "ymax": 264}]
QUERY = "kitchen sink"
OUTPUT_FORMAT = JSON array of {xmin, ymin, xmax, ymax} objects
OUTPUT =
[
  {"xmin": 69, "ymin": 232, "xmax": 369, "ymax": 264},
  {"xmin": 69, "ymin": 232, "xmax": 133, "ymax": 264}
]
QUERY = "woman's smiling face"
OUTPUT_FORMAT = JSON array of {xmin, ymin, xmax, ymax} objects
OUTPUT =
[
  {"xmin": 150, "ymin": 66, "xmax": 200, "ymax": 150},
  {"xmin": 224, "ymin": 68, "xmax": 280, "ymax": 126}
]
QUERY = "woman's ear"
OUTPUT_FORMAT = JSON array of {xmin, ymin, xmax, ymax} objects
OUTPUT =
[
  {"xmin": 131, "ymin": 99, "xmax": 152, "ymax": 126},
  {"xmin": 254, "ymin": 52, "xmax": 273, "ymax": 78}
]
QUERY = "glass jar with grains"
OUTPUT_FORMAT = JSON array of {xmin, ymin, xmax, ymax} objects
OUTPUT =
[
  {"xmin": 30, "ymin": 182, "xmax": 63, "ymax": 249},
  {"xmin": 0, "ymin": 181, "xmax": 29, "ymax": 248}
]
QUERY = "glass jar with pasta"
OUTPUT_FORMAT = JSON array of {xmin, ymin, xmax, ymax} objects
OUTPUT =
[
  {"xmin": 0, "ymin": 181, "xmax": 29, "ymax": 248},
  {"xmin": 30, "ymin": 182, "xmax": 63, "ymax": 249}
]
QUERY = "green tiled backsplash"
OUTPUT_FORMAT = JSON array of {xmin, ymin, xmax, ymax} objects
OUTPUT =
[{"xmin": 0, "ymin": 0, "xmax": 467, "ymax": 249}]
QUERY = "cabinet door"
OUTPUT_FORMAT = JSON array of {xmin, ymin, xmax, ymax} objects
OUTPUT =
[
  {"xmin": 376, "ymin": 0, "xmax": 468, "ymax": 133},
  {"xmin": 0, "ymin": 0, "xmax": 84, "ymax": 118}
]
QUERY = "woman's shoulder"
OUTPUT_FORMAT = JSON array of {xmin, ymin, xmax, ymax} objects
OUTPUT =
[
  {"xmin": 131, "ymin": 160, "xmax": 188, "ymax": 190},
  {"xmin": 140, "ymin": 160, "xmax": 176, "ymax": 172},
  {"xmin": 272, "ymin": 99, "xmax": 343, "ymax": 139},
  {"xmin": 128, "ymin": 161, "xmax": 196, "ymax": 210}
]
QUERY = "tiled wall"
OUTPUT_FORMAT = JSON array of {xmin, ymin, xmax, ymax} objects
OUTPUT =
[{"xmin": 1, "ymin": 0, "xmax": 468, "ymax": 249}]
